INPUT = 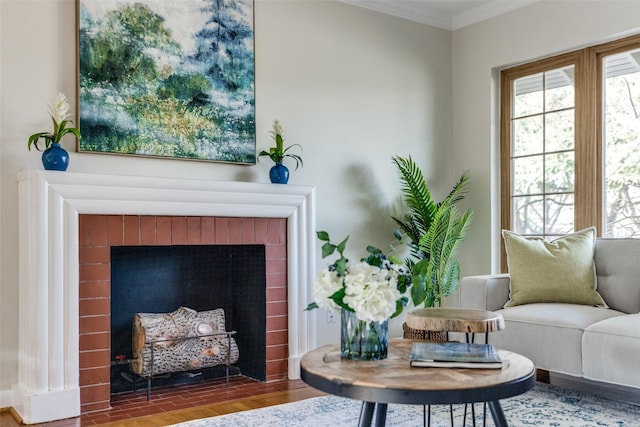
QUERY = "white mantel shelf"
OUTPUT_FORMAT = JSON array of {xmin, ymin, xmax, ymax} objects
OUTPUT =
[{"xmin": 15, "ymin": 170, "xmax": 317, "ymax": 423}]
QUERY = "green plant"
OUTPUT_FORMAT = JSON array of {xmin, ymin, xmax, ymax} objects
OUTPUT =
[
  {"xmin": 306, "ymin": 231, "xmax": 411, "ymax": 322},
  {"xmin": 28, "ymin": 93, "xmax": 82, "ymax": 151},
  {"xmin": 257, "ymin": 119, "xmax": 303, "ymax": 169},
  {"xmin": 392, "ymin": 155, "xmax": 473, "ymax": 307}
]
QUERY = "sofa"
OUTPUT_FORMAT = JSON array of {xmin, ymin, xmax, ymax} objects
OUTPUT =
[{"xmin": 458, "ymin": 234, "xmax": 640, "ymax": 392}]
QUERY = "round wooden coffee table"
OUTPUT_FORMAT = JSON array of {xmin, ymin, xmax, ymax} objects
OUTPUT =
[{"xmin": 300, "ymin": 339, "xmax": 535, "ymax": 427}]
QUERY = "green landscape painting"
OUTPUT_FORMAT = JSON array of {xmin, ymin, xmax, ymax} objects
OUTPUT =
[{"xmin": 78, "ymin": 0, "xmax": 255, "ymax": 164}]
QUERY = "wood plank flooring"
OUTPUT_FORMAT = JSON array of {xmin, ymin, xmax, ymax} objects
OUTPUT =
[{"xmin": 0, "ymin": 377, "xmax": 326, "ymax": 427}]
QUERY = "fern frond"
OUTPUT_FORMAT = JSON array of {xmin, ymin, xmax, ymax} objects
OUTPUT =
[
  {"xmin": 437, "ymin": 261, "xmax": 460, "ymax": 302},
  {"xmin": 418, "ymin": 203, "xmax": 473, "ymax": 306},
  {"xmin": 440, "ymin": 171, "xmax": 471, "ymax": 207},
  {"xmin": 392, "ymin": 156, "xmax": 437, "ymax": 235}
]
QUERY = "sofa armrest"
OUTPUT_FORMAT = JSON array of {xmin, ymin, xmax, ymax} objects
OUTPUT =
[{"xmin": 459, "ymin": 274, "xmax": 510, "ymax": 312}]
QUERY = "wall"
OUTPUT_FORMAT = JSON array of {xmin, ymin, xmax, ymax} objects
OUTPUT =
[
  {"xmin": 452, "ymin": 0, "xmax": 640, "ymax": 278},
  {"xmin": 0, "ymin": 0, "xmax": 451, "ymax": 400}
]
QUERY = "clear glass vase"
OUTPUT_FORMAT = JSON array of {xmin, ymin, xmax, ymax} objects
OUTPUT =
[{"xmin": 340, "ymin": 308, "xmax": 388, "ymax": 360}]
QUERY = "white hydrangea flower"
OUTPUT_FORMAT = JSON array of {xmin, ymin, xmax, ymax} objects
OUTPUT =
[
  {"xmin": 343, "ymin": 262, "xmax": 401, "ymax": 323},
  {"xmin": 313, "ymin": 267, "xmax": 342, "ymax": 311}
]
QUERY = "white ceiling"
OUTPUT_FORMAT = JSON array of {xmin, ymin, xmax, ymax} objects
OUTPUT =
[{"xmin": 342, "ymin": 0, "xmax": 539, "ymax": 31}]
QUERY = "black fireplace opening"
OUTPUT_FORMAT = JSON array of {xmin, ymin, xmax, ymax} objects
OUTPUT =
[{"xmin": 110, "ymin": 244, "xmax": 266, "ymax": 394}]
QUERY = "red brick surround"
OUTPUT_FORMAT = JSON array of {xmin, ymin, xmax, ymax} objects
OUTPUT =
[{"xmin": 78, "ymin": 215, "xmax": 289, "ymax": 414}]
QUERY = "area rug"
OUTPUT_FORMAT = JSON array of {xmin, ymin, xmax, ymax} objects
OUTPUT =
[{"xmin": 171, "ymin": 383, "xmax": 640, "ymax": 427}]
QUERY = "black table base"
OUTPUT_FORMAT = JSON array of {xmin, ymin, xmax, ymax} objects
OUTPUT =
[{"xmin": 357, "ymin": 400, "xmax": 508, "ymax": 427}]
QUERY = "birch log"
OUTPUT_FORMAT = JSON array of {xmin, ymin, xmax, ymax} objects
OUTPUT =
[{"xmin": 130, "ymin": 306, "xmax": 239, "ymax": 377}]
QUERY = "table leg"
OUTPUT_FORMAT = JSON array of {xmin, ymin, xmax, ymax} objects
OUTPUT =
[
  {"xmin": 463, "ymin": 404, "xmax": 467, "ymax": 426},
  {"xmin": 487, "ymin": 401, "xmax": 508, "ymax": 427},
  {"xmin": 374, "ymin": 403, "xmax": 388, "ymax": 427},
  {"xmin": 359, "ymin": 402, "xmax": 376, "ymax": 427},
  {"xmin": 424, "ymin": 404, "xmax": 431, "ymax": 427},
  {"xmin": 471, "ymin": 402, "xmax": 476, "ymax": 427},
  {"xmin": 483, "ymin": 402, "xmax": 487, "ymax": 427}
]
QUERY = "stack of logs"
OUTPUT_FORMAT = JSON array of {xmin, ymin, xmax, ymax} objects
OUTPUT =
[{"xmin": 130, "ymin": 306, "xmax": 239, "ymax": 377}]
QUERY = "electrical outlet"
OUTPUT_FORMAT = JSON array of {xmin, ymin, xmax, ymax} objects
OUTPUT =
[{"xmin": 326, "ymin": 311, "xmax": 337, "ymax": 323}]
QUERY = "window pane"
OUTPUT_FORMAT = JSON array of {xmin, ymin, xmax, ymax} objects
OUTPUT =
[
  {"xmin": 514, "ymin": 73, "xmax": 543, "ymax": 117},
  {"xmin": 513, "ymin": 116, "xmax": 543, "ymax": 156},
  {"xmin": 604, "ymin": 182, "xmax": 640, "ymax": 237},
  {"xmin": 513, "ymin": 195, "xmax": 544, "ymax": 235},
  {"xmin": 509, "ymin": 63, "xmax": 577, "ymax": 241},
  {"xmin": 545, "ymin": 151, "xmax": 574, "ymax": 193},
  {"xmin": 545, "ymin": 110, "xmax": 574, "ymax": 152},
  {"xmin": 545, "ymin": 66, "xmax": 574, "ymax": 111},
  {"xmin": 603, "ymin": 48, "xmax": 640, "ymax": 237},
  {"xmin": 513, "ymin": 156, "xmax": 543, "ymax": 195},
  {"xmin": 546, "ymin": 194, "xmax": 574, "ymax": 235}
]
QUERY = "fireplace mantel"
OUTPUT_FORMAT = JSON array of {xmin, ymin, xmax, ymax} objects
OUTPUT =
[{"xmin": 15, "ymin": 170, "xmax": 317, "ymax": 423}]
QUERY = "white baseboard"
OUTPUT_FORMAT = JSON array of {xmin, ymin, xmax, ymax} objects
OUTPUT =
[
  {"xmin": 12, "ymin": 386, "xmax": 80, "ymax": 424},
  {"xmin": 288, "ymin": 355, "xmax": 301, "ymax": 380}
]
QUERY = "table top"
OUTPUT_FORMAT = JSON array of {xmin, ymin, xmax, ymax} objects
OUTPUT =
[
  {"xmin": 300, "ymin": 339, "xmax": 535, "ymax": 405},
  {"xmin": 406, "ymin": 308, "xmax": 506, "ymax": 333}
]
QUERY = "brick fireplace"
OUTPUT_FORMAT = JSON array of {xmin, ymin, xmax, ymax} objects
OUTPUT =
[
  {"xmin": 79, "ymin": 214, "xmax": 289, "ymax": 413},
  {"xmin": 16, "ymin": 171, "xmax": 317, "ymax": 424}
]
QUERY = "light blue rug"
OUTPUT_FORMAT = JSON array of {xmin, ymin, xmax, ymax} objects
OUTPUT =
[{"xmin": 171, "ymin": 383, "xmax": 640, "ymax": 427}]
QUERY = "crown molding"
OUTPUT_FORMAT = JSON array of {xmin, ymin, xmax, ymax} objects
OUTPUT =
[
  {"xmin": 453, "ymin": 1, "xmax": 539, "ymax": 30},
  {"xmin": 341, "ymin": 1, "xmax": 539, "ymax": 31}
]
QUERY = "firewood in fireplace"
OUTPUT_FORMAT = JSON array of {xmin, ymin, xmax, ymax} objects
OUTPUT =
[{"xmin": 130, "ymin": 306, "xmax": 239, "ymax": 377}]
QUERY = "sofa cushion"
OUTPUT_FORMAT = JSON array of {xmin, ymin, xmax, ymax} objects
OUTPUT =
[
  {"xmin": 594, "ymin": 239, "xmax": 640, "ymax": 314},
  {"xmin": 502, "ymin": 227, "xmax": 607, "ymax": 308},
  {"xmin": 583, "ymin": 314, "xmax": 640, "ymax": 389},
  {"xmin": 490, "ymin": 303, "xmax": 624, "ymax": 376}
]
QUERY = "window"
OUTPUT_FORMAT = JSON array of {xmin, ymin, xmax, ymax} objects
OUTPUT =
[
  {"xmin": 500, "ymin": 34, "xmax": 640, "ymax": 270},
  {"xmin": 602, "ymin": 48, "xmax": 640, "ymax": 237}
]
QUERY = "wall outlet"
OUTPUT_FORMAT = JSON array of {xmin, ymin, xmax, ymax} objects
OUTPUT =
[{"xmin": 326, "ymin": 311, "xmax": 337, "ymax": 323}]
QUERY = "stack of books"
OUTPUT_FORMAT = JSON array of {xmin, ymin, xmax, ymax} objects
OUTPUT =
[{"xmin": 409, "ymin": 342, "xmax": 503, "ymax": 369}]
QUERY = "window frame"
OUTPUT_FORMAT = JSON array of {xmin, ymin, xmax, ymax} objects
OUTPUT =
[{"xmin": 499, "ymin": 34, "xmax": 640, "ymax": 272}]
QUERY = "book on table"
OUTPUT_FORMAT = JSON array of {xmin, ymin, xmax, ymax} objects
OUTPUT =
[{"xmin": 409, "ymin": 342, "xmax": 503, "ymax": 369}]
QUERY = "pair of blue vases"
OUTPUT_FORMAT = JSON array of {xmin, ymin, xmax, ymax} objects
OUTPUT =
[{"xmin": 41, "ymin": 145, "xmax": 289, "ymax": 179}]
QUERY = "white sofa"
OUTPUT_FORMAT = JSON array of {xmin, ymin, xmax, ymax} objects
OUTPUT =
[{"xmin": 458, "ymin": 238, "xmax": 640, "ymax": 391}]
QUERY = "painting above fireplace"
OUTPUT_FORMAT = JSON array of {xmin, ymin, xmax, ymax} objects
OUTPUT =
[{"xmin": 77, "ymin": 0, "xmax": 256, "ymax": 164}]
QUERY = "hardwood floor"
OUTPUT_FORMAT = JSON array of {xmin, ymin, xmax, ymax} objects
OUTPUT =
[
  {"xmin": 0, "ymin": 377, "xmax": 326, "ymax": 427},
  {"xmin": 97, "ymin": 388, "xmax": 325, "ymax": 427}
]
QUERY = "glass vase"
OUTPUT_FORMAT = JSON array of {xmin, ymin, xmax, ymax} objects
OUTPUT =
[{"xmin": 340, "ymin": 308, "xmax": 388, "ymax": 360}]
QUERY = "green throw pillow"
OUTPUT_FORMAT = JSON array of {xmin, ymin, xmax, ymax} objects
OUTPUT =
[{"xmin": 503, "ymin": 227, "xmax": 607, "ymax": 308}]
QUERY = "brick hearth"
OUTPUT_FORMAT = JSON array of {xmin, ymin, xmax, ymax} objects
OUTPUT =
[{"xmin": 78, "ymin": 215, "xmax": 288, "ymax": 414}]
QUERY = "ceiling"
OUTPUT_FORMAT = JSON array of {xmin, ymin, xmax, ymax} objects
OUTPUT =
[{"xmin": 341, "ymin": 0, "xmax": 539, "ymax": 31}]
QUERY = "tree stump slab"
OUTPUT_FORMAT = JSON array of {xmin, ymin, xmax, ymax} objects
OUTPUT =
[{"xmin": 406, "ymin": 308, "xmax": 505, "ymax": 334}]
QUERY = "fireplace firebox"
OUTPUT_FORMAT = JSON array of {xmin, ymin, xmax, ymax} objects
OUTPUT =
[
  {"xmin": 110, "ymin": 244, "xmax": 267, "ymax": 393},
  {"xmin": 78, "ymin": 214, "xmax": 288, "ymax": 413}
]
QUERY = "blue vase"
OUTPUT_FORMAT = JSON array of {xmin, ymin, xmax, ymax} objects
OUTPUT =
[
  {"xmin": 41, "ymin": 143, "xmax": 69, "ymax": 171},
  {"xmin": 269, "ymin": 162, "xmax": 289, "ymax": 184}
]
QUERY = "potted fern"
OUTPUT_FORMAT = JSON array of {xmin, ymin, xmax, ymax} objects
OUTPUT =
[{"xmin": 391, "ymin": 155, "xmax": 473, "ymax": 309}]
